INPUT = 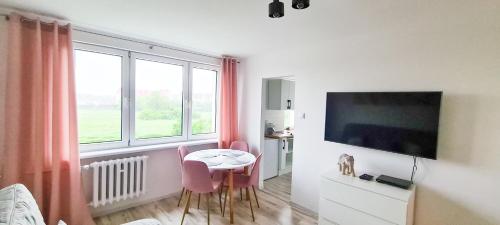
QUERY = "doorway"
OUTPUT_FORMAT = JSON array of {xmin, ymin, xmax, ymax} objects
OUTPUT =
[{"xmin": 260, "ymin": 76, "xmax": 295, "ymax": 202}]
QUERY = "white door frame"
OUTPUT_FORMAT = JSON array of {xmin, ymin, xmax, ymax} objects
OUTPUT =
[{"xmin": 259, "ymin": 75, "xmax": 295, "ymax": 189}]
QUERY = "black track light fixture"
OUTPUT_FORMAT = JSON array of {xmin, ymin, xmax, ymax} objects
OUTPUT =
[
  {"xmin": 292, "ymin": 0, "xmax": 310, "ymax": 9},
  {"xmin": 268, "ymin": 0, "xmax": 284, "ymax": 18}
]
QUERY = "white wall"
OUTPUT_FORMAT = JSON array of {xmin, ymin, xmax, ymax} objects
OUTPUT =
[
  {"xmin": 239, "ymin": 1, "xmax": 500, "ymax": 225},
  {"xmin": 264, "ymin": 110, "xmax": 286, "ymax": 130},
  {"xmin": 263, "ymin": 109, "xmax": 295, "ymax": 132}
]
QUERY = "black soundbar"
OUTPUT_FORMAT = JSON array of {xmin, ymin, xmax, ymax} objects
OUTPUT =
[{"xmin": 376, "ymin": 175, "xmax": 412, "ymax": 189}]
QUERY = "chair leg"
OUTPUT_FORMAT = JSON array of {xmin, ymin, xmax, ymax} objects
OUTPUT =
[
  {"xmin": 198, "ymin": 193, "xmax": 201, "ymax": 209},
  {"xmin": 177, "ymin": 187, "xmax": 185, "ymax": 207},
  {"xmin": 252, "ymin": 185, "xmax": 260, "ymax": 208},
  {"xmin": 181, "ymin": 191, "xmax": 192, "ymax": 225},
  {"xmin": 186, "ymin": 191, "xmax": 192, "ymax": 213},
  {"xmin": 246, "ymin": 187, "xmax": 255, "ymax": 222},
  {"xmin": 218, "ymin": 189, "xmax": 223, "ymax": 214},
  {"xmin": 222, "ymin": 187, "xmax": 228, "ymax": 217},
  {"xmin": 206, "ymin": 194, "xmax": 211, "ymax": 225},
  {"xmin": 240, "ymin": 188, "xmax": 243, "ymax": 200}
]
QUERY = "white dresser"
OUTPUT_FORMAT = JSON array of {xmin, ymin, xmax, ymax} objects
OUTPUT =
[{"xmin": 319, "ymin": 170, "xmax": 415, "ymax": 225}]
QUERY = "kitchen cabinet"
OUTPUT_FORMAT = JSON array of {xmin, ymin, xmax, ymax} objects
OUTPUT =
[
  {"xmin": 267, "ymin": 79, "xmax": 295, "ymax": 110},
  {"xmin": 278, "ymin": 137, "xmax": 293, "ymax": 175},
  {"xmin": 263, "ymin": 138, "xmax": 279, "ymax": 180}
]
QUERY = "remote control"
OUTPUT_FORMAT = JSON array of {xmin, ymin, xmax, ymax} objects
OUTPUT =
[{"xmin": 359, "ymin": 174, "xmax": 374, "ymax": 181}]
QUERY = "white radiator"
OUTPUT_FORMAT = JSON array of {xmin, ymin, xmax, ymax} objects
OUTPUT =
[{"xmin": 82, "ymin": 156, "xmax": 148, "ymax": 207}]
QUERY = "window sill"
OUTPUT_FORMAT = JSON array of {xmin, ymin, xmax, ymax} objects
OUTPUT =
[{"xmin": 79, "ymin": 139, "xmax": 219, "ymax": 159}]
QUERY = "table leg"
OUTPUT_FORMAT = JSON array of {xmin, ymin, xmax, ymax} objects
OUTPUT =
[
  {"xmin": 243, "ymin": 166, "xmax": 249, "ymax": 175},
  {"xmin": 229, "ymin": 169, "xmax": 234, "ymax": 224},
  {"xmin": 244, "ymin": 166, "xmax": 250, "ymax": 200}
]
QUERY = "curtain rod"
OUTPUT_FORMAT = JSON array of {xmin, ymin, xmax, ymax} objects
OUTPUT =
[
  {"xmin": 73, "ymin": 26, "xmax": 228, "ymax": 61},
  {"xmin": 73, "ymin": 26, "xmax": 241, "ymax": 63},
  {"xmin": 0, "ymin": 13, "xmax": 240, "ymax": 63},
  {"xmin": 0, "ymin": 13, "xmax": 70, "ymax": 27}
]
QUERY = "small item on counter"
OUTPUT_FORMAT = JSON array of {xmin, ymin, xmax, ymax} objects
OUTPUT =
[
  {"xmin": 338, "ymin": 154, "xmax": 356, "ymax": 177},
  {"xmin": 359, "ymin": 174, "xmax": 374, "ymax": 181},
  {"xmin": 265, "ymin": 127, "xmax": 276, "ymax": 136},
  {"xmin": 265, "ymin": 122, "xmax": 276, "ymax": 135},
  {"xmin": 283, "ymin": 127, "xmax": 291, "ymax": 135}
]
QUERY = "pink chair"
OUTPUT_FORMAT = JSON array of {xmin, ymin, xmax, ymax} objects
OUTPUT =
[
  {"xmin": 250, "ymin": 148, "xmax": 260, "ymax": 158},
  {"xmin": 178, "ymin": 145, "xmax": 222, "ymax": 209},
  {"xmin": 222, "ymin": 153, "xmax": 262, "ymax": 222},
  {"xmin": 229, "ymin": 140, "xmax": 249, "ymax": 152},
  {"xmin": 180, "ymin": 160, "xmax": 223, "ymax": 225},
  {"xmin": 230, "ymin": 141, "xmax": 249, "ymax": 175},
  {"xmin": 177, "ymin": 145, "xmax": 190, "ymax": 207},
  {"xmin": 228, "ymin": 140, "xmax": 250, "ymax": 199},
  {"xmin": 178, "ymin": 145, "xmax": 190, "ymax": 161}
]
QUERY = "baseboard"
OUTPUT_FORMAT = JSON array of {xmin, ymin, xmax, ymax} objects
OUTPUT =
[
  {"xmin": 290, "ymin": 201, "xmax": 318, "ymax": 219},
  {"xmin": 90, "ymin": 191, "xmax": 180, "ymax": 218}
]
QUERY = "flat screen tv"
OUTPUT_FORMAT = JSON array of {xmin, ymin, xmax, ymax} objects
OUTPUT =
[{"xmin": 324, "ymin": 92, "xmax": 442, "ymax": 159}]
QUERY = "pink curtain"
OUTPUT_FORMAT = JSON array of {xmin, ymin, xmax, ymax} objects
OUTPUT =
[
  {"xmin": 218, "ymin": 57, "xmax": 239, "ymax": 148},
  {"xmin": 0, "ymin": 14, "xmax": 94, "ymax": 225}
]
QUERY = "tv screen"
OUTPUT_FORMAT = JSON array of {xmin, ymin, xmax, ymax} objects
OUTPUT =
[{"xmin": 324, "ymin": 92, "xmax": 442, "ymax": 159}]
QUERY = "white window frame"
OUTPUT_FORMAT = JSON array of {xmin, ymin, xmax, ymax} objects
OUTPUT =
[
  {"xmin": 74, "ymin": 43, "xmax": 131, "ymax": 151},
  {"xmin": 130, "ymin": 52, "xmax": 189, "ymax": 146},
  {"xmin": 74, "ymin": 43, "xmax": 220, "ymax": 152},
  {"xmin": 188, "ymin": 63, "xmax": 220, "ymax": 140}
]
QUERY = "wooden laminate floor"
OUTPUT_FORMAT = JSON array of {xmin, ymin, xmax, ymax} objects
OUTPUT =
[
  {"xmin": 94, "ymin": 173, "xmax": 316, "ymax": 225},
  {"xmin": 262, "ymin": 172, "xmax": 292, "ymax": 203}
]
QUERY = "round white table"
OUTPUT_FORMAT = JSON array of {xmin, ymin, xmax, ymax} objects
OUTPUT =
[{"xmin": 184, "ymin": 149, "xmax": 256, "ymax": 224}]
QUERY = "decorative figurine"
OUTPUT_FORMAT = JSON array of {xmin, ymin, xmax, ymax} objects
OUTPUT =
[{"xmin": 338, "ymin": 154, "xmax": 356, "ymax": 177}]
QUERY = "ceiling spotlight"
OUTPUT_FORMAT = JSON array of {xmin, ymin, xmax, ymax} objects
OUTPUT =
[
  {"xmin": 269, "ymin": 0, "xmax": 284, "ymax": 18},
  {"xmin": 292, "ymin": 0, "xmax": 310, "ymax": 9}
]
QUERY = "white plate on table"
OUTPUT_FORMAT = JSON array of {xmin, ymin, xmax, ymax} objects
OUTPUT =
[
  {"xmin": 204, "ymin": 158, "xmax": 223, "ymax": 167},
  {"xmin": 220, "ymin": 151, "xmax": 245, "ymax": 157},
  {"xmin": 227, "ymin": 158, "xmax": 250, "ymax": 165},
  {"xmin": 198, "ymin": 152, "xmax": 219, "ymax": 159}
]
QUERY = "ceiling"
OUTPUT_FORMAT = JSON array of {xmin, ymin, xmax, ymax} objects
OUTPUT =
[{"xmin": 0, "ymin": 0, "xmax": 492, "ymax": 58}]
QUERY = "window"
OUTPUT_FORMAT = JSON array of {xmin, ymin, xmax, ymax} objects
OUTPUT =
[
  {"xmin": 134, "ymin": 58, "xmax": 184, "ymax": 139},
  {"xmin": 74, "ymin": 46, "xmax": 129, "ymax": 150},
  {"xmin": 191, "ymin": 66, "xmax": 218, "ymax": 135},
  {"xmin": 74, "ymin": 44, "xmax": 219, "ymax": 151}
]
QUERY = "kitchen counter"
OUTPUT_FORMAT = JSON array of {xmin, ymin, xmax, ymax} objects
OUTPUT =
[{"xmin": 265, "ymin": 133, "xmax": 293, "ymax": 139}]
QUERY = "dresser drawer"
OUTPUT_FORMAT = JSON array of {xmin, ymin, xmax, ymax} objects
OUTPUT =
[
  {"xmin": 321, "ymin": 178, "xmax": 408, "ymax": 224},
  {"xmin": 319, "ymin": 198, "xmax": 396, "ymax": 225}
]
